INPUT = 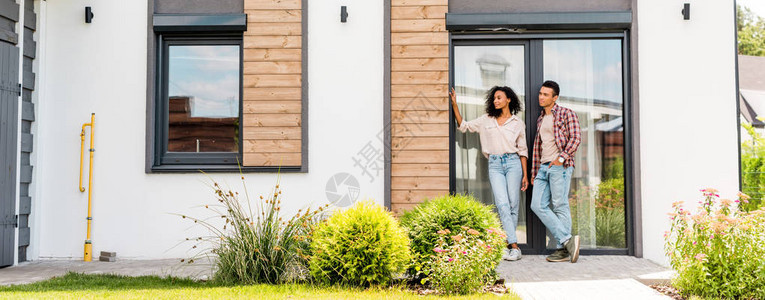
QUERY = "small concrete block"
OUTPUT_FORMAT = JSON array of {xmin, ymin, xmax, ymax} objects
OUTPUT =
[
  {"xmin": 100, "ymin": 251, "xmax": 117, "ymax": 257},
  {"xmin": 99, "ymin": 256, "xmax": 116, "ymax": 262}
]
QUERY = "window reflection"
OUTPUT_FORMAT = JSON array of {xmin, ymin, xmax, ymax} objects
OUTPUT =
[
  {"xmin": 454, "ymin": 45, "xmax": 527, "ymax": 244},
  {"xmin": 543, "ymin": 39, "xmax": 626, "ymax": 249},
  {"xmin": 167, "ymin": 45, "xmax": 240, "ymax": 153}
]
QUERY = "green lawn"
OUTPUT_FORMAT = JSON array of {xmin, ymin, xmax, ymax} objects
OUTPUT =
[{"xmin": 0, "ymin": 273, "xmax": 519, "ymax": 299}]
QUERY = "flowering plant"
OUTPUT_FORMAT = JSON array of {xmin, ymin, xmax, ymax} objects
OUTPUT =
[
  {"xmin": 423, "ymin": 226, "xmax": 506, "ymax": 294},
  {"xmin": 664, "ymin": 188, "xmax": 765, "ymax": 299}
]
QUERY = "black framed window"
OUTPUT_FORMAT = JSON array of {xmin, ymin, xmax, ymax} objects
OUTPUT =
[{"xmin": 154, "ymin": 35, "xmax": 243, "ymax": 167}]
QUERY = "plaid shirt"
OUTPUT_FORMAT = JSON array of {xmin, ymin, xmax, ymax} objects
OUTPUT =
[{"xmin": 531, "ymin": 104, "xmax": 581, "ymax": 179}]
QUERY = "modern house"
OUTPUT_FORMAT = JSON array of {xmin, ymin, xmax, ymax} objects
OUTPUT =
[
  {"xmin": 739, "ymin": 54, "xmax": 765, "ymax": 139},
  {"xmin": 0, "ymin": 0, "xmax": 739, "ymax": 267}
]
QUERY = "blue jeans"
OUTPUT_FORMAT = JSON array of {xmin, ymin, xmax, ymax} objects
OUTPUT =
[
  {"xmin": 531, "ymin": 163, "xmax": 574, "ymax": 248},
  {"xmin": 488, "ymin": 153, "xmax": 523, "ymax": 245}
]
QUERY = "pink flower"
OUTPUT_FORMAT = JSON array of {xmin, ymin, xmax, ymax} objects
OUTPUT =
[
  {"xmin": 433, "ymin": 247, "xmax": 445, "ymax": 253},
  {"xmin": 695, "ymin": 253, "xmax": 707, "ymax": 262},
  {"xmin": 448, "ymin": 258, "xmax": 454, "ymax": 262},
  {"xmin": 462, "ymin": 251, "xmax": 467, "ymax": 255}
]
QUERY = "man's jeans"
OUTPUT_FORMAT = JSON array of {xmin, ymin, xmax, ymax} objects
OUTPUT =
[
  {"xmin": 531, "ymin": 163, "xmax": 574, "ymax": 248},
  {"xmin": 488, "ymin": 153, "xmax": 523, "ymax": 245}
]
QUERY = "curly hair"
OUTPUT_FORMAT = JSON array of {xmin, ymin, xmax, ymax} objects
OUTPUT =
[{"xmin": 485, "ymin": 86, "xmax": 522, "ymax": 118}]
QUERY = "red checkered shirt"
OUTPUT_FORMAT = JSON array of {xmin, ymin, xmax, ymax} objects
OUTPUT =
[{"xmin": 531, "ymin": 104, "xmax": 581, "ymax": 179}]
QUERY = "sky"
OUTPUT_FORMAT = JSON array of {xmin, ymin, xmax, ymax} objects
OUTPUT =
[
  {"xmin": 168, "ymin": 45, "xmax": 240, "ymax": 118},
  {"xmin": 739, "ymin": 0, "xmax": 765, "ymax": 18}
]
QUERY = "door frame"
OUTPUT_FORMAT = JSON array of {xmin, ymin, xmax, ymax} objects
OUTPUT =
[{"xmin": 448, "ymin": 31, "xmax": 635, "ymax": 255}]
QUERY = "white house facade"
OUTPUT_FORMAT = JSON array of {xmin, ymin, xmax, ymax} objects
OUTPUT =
[{"xmin": 0, "ymin": 0, "xmax": 739, "ymax": 267}]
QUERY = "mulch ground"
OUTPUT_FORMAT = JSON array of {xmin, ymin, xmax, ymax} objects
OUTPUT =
[{"xmin": 650, "ymin": 285, "xmax": 685, "ymax": 300}]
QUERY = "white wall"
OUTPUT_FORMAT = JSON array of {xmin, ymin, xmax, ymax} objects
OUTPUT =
[
  {"xmin": 32, "ymin": 0, "xmax": 384, "ymax": 259},
  {"xmin": 637, "ymin": 0, "xmax": 739, "ymax": 264}
]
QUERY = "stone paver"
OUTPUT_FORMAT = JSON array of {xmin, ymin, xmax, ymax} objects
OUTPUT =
[
  {"xmin": 0, "ymin": 255, "xmax": 673, "ymax": 299},
  {"xmin": 0, "ymin": 259, "xmax": 212, "ymax": 286},
  {"xmin": 497, "ymin": 255, "xmax": 673, "ymax": 299},
  {"xmin": 511, "ymin": 279, "xmax": 668, "ymax": 300}
]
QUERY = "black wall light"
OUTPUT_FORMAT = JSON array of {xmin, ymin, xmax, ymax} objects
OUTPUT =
[
  {"xmin": 85, "ymin": 6, "xmax": 94, "ymax": 23},
  {"xmin": 341, "ymin": 6, "xmax": 348, "ymax": 23},
  {"xmin": 682, "ymin": 3, "xmax": 690, "ymax": 20}
]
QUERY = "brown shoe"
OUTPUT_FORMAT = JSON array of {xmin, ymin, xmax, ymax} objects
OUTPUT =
[{"xmin": 564, "ymin": 235, "xmax": 581, "ymax": 263}]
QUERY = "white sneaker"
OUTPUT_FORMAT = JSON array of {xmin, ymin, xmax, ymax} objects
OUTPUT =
[{"xmin": 503, "ymin": 248, "xmax": 522, "ymax": 261}]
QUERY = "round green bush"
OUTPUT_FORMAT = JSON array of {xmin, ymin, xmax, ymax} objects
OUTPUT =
[
  {"xmin": 309, "ymin": 201, "xmax": 411, "ymax": 286},
  {"xmin": 400, "ymin": 194, "xmax": 502, "ymax": 259}
]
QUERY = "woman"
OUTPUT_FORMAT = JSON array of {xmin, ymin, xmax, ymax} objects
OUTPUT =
[{"xmin": 450, "ymin": 86, "xmax": 529, "ymax": 261}]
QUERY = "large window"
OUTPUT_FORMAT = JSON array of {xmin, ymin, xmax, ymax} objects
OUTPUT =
[
  {"xmin": 155, "ymin": 36, "xmax": 243, "ymax": 167},
  {"xmin": 543, "ymin": 39, "xmax": 626, "ymax": 250}
]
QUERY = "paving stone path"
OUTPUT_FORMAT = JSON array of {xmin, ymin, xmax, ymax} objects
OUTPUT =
[
  {"xmin": 497, "ymin": 255, "xmax": 674, "ymax": 299},
  {"xmin": 0, "ymin": 255, "xmax": 674, "ymax": 299}
]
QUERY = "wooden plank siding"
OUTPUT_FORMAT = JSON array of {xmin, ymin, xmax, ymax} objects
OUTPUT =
[
  {"xmin": 390, "ymin": 0, "xmax": 450, "ymax": 214},
  {"xmin": 242, "ymin": 0, "xmax": 303, "ymax": 167}
]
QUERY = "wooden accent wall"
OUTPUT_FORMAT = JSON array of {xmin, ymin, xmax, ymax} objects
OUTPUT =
[
  {"xmin": 390, "ymin": 0, "xmax": 450, "ymax": 214},
  {"xmin": 242, "ymin": 0, "xmax": 303, "ymax": 167}
]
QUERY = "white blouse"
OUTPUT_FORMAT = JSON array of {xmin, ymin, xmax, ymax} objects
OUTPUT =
[{"xmin": 457, "ymin": 114, "xmax": 528, "ymax": 158}]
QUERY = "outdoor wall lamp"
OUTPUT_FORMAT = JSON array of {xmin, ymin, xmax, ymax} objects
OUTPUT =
[
  {"xmin": 85, "ymin": 6, "xmax": 94, "ymax": 23},
  {"xmin": 341, "ymin": 6, "xmax": 348, "ymax": 23},
  {"xmin": 682, "ymin": 3, "xmax": 690, "ymax": 20}
]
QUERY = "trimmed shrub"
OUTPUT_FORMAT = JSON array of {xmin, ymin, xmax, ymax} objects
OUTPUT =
[
  {"xmin": 399, "ymin": 194, "xmax": 502, "ymax": 278},
  {"xmin": 425, "ymin": 226, "xmax": 506, "ymax": 294},
  {"xmin": 665, "ymin": 189, "xmax": 765, "ymax": 299},
  {"xmin": 309, "ymin": 201, "xmax": 411, "ymax": 286}
]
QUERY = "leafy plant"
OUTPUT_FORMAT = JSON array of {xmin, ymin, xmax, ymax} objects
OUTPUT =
[
  {"xmin": 741, "ymin": 122, "xmax": 765, "ymax": 211},
  {"xmin": 179, "ymin": 177, "xmax": 324, "ymax": 284},
  {"xmin": 665, "ymin": 189, "xmax": 765, "ymax": 299},
  {"xmin": 569, "ymin": 179, "xmax": 625, "ymax": 248},
  {"xmin": 738, "ymin": 5, "xmax": 765, "ymax": 57},
  {"xmin": 424, "ymin": 227, "xmax": 505, "ymax": 295},
  {"xmin": 399, "ymin": 194, "xmax": 502, "ymax": 278},
  {"xmin": 309, "ymin": 201, "xmax": 411, "ymax": 287}
]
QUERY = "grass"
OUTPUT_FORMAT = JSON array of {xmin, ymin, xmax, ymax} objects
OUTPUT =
[{"xmin": 0, "ymin": 272, "xmax": 520, "ymax": 299}]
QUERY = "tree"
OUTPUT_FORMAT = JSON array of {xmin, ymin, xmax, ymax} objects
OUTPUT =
[{"xmin": 738, "ymin": 5, "xmax": 765, "ymax": 57}]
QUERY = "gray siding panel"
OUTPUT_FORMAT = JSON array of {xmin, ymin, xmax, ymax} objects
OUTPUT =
[
  {"xmin": 20, "ymin": 166, "xmax": 31, "ymax": 183},
  {"xmin": 0, "ymin": 41, "xmax": 19, "ymax": 267},
  {"xmin": 20, "ymin": 133, "xmax": 32, "ymax": 152},
  {"xmin": 17, "ymin": 214, "xmax": 26, "ymax": 228},
  {"xmin": 18, "ymin": 228, "xmax": 29, "ymax": 246},
  {"xmin": 21, "ymin": 71, "xmax": 33, "ymax": 89},
  {"xmin": 22, "ymin": 39, "xmax": 33, "ymax": 58},
  {"xmin": 155, "ymin": 0, "xmax": 242, "ymax": 14},
  {"xmin": 0, "ymin": 0, "xmax": 18, "ymax": 21},
  {"xmin": 0, "ymin": 0, "xmax": 18, "ymax": 45},
  {"xmin": 18, "ymin": 196, "xmax": 29, "ymax": 215},
  {"xmin": 448, "ymin": 0, "xmax": 630, "ymax": 14},
  {"xmin": 23, "ymin": 9, "xmax": 33, "ymax": 30},
  {"xmin": 21, "ymin": 101, "xmax": 33, "ymax": 121},
  {"xmin": 0, "ymin": 22, "xmax": 17, "ymax": 44},
  {"xmin": 19, "ymin": 1, "xmax": 36, "ymax": 263}
]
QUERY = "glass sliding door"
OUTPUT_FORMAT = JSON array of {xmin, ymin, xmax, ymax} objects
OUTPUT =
[
  {"xmin": 450, "ymin": 35, "xmax": 629, "ymax": 254},
  {"xmin": 543, "ymin": 39, "xmax": 626, "ymax": 249},
  {"xmin": 453, "ymin": 44, "xmax": 528, "ymax": 245}
]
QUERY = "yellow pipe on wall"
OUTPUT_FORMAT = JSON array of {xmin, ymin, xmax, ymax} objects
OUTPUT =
[{"xmin": 79, "ymin": 113, "xmax": 95, "ymax": 261}]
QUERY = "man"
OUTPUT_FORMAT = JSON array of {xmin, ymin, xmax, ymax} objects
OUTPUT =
[{"xmin": 530, "ymin": 80, "xmax": 582, "ymax": 263}]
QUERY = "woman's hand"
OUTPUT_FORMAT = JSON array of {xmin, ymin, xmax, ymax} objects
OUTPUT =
[
  {"xmin": 521, "ymin": 176, "xmax": 528, "ymax": 191},
  {"xmin": 449, "ymin": 87, "xmax": 457, "ymax": 106}
]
